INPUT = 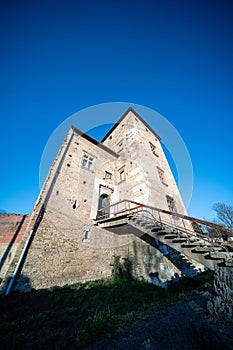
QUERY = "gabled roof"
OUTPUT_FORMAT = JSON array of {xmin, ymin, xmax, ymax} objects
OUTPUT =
[
  {"xmin": 71, "ymin": 126, "xmax": 119, "ymax": 158},
  {"xmin": 101, "ymin": 107, "xmax": 161, "ymax": 142}
]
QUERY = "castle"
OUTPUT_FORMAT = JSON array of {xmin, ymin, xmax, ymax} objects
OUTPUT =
[{"xmin": 1, "ymin": 107, "xmax": 206, "ymax": 292}]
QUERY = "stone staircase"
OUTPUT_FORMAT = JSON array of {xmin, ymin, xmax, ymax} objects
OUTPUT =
[
  {"xmin": 97, "ymin": 212, "xmax": 233, "ymax": 271},
  {"xmin": 154, "ymin": 240, "xmax": 204, "ymax": 277}
]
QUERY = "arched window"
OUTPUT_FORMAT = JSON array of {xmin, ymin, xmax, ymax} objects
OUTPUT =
[{"xmin": 97, "ymin": 194, "xmax": 110, "ymax": 219}]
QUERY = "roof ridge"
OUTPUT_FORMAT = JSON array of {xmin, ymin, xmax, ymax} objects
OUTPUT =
[{"xmin": 101, "ymin": 107, "xmax": 161, "ymax": 142}]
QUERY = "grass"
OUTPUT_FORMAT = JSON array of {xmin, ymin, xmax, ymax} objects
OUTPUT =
[{"xmin": 0, "ymin": 271, "xmax": 214, "ymax": 350}]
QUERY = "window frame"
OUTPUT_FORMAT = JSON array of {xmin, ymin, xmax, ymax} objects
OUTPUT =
[
  {"xmin": 81, "ymin": 152, "xmax": 95, "ymax": 171},
  {"xmin": 104, "ymin": 171, "xmax": 112, "ymax": 180},
  {"xmin": 149, "ymin": 141, "xmax": 159, "ymax": 157},
  {"xmin": 166, "ymin": 195, "xmax": 177, "ymax": 213},
  {"xmin": 157, "ymin": 166, "xmax": 168, "ymax": 186},
  {"xmin": 118, "ymin": 166, "xmax": 126, "ymax": 183}
]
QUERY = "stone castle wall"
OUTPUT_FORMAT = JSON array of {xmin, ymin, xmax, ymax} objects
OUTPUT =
[
  {"xmin": 15, "ymin": 213, "xmax": 179, "ymax": 291},
  {"xmin": 102, "ymin": 110, "xmax": 187, "ymax": 215},
  {"xmin": 7, "ymin": 109, "xmax": 192, "ymax": 292}
]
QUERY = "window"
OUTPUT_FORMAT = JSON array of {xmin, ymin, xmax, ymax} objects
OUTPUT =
[
  {"xmin": 157, "ymin": 167, "xmax": 167, "ymax": 186},
  {"xmin": 81, "ymin": 153, "xmax": 94, "ymax": 170},
  {"xmin": 119, "ymin": 167, "xmax": 126, "ymax": 182},
  {"xmin": 104, "ymin": 171, "xmax": 112, "ymax": 180},
  {"xmin": 149, "ymin": 142, "xmax": 159, "ymax": 157},
  {"xmin": 97, "ymin": 194, "xmax": 110, "ymax": 219},
  {"xmin": 120, "ymin": 170, "xmax": 125, "ymax": 181},
  {"xmin": 166, "ymin": 196, "xmax": 177, "ymax": 212}
]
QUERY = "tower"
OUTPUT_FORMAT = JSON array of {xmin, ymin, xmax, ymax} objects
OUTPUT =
[{"xmin": 7, "ymin": 108, "xmax": 194, "ymax": 292}]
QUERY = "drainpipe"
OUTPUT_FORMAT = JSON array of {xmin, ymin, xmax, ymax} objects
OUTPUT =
[{"xmin": 5, "ymin": 229, "xmax": 34, "ymax": 296}]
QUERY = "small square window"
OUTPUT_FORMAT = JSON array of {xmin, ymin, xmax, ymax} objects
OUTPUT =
[
  {"xmin": 119, "ymin": 167, "xmax": 126, "ymax": 182},
  {"xmin": 166, "ymin": 196, "xmax": 177, "ymax": 212},
  {"xmin": 105, "ymin": 171, "xmax": 112, "ymax": 180},
  {"xmin": 157, "ymin": 167, "xmax": 167, "ymax": 186}
]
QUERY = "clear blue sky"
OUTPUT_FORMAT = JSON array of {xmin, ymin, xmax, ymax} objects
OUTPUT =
[{"xmin": 1, "ymin": 0, "xmax": 233, "ymax": 222}]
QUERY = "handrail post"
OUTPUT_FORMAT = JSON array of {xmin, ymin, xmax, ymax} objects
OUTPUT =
[
  {"xmin": 158, "ymin": 211, "xmax": 162, "ymax": 225},
  {"xmin": 182, "ymin": 218, "xmax": 186, "ymax": 229},
  {"xmin": 94, "ymin": 199, "xmax": 233, "ymax": 243}
]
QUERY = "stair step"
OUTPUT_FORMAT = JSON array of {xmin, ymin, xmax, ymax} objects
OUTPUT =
[
  {"xmin": 151, "ymin": 226, "xmax": 163, "ymax": 232},
  {"xmin": 172, "ymin": 238, "xmax": 188, "ymax": 243},
  {"xmin": 225, "ymin": 260, "xmax": 233, "ymax": 267},
  {"xmin": 164, "ymin": 235, "xmax": 179, "ymax": 240},
  {"xmin": 156, "ymin": 230, "xmax": 168, "ymax": 235},
  {"xmin": 181, "ymin": 241, "xmax": 200, "ymax": 247},
  {"xmin": 194, "ymin": 246, "xmax": 223, "ymax": 253},
  {"xmin": 145, "ymin": 224, "xmax": 155, "ymax": 229},
  {"xmin": 210, "ymin": 251, "xmax": 233, "ymax": 260},
  {"xmin": 164, "ymin": 227, "xmax": 173, "ymax": 233},
  {"xmin": 204, "ymin": 254, "xmax": 223, "ymax": 261}
]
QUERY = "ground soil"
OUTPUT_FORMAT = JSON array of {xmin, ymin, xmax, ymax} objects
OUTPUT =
[{"xmin": 90, "ymin": 291, "xmax": 233, "ymax": 350}]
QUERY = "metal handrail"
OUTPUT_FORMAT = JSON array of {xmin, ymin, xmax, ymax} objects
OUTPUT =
[
  {"xmin": 131, "ymin": 210, "xmax": 225, "ymax": 249},
  {"xmin": 96, "ymin": 199, "xmax": 233, "ymax": 245}
]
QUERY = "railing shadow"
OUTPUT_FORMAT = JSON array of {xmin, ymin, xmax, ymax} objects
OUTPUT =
[
  {"xmin": 0, "ymin": 215, "xmax": 27, "ymax": 272},
  {"xmin": 133, "ymin": 230, "xmax": 199, "ymax": 277}
]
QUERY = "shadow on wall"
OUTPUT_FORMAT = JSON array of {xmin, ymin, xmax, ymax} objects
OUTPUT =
[
  {"xmin": 112, "ymin": 254, "xmax": 181, "ymax": 290},
  {"xmin": 137, "ymin": 232, "xmax": 200, "ymax": 278},
  {"xmin": 154, "ymin": 239, "xmax": 201, "ymax": 277},
  {"xmin": 14, "ymin": 274, "xmax": 32, "ymax": 293},
  {"xmin": 1, "ymin": 205, "xmax": 46, "ymax": 295},
  {"xmin": 0, "ymin": 215, "xmax": 27, "ymax": 272},
  {"xmin": 1, "ymin": 274, "xmax": 32, "ymax": 294}
]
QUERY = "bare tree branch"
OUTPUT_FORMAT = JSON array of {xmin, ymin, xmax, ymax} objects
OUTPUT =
[{"xmin": 212, "ymin": 202, "xmax": 233, "ymax": 230}]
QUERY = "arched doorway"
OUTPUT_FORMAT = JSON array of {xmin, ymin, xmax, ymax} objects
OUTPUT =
[{"xmin": 97, "ymin": 194, "xmax": 110, "ymax": 219}]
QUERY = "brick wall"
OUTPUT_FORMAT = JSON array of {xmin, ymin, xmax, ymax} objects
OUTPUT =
[{"xmin": 0, "ymin": 214, "xmax": 30, "ymax": 279}]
